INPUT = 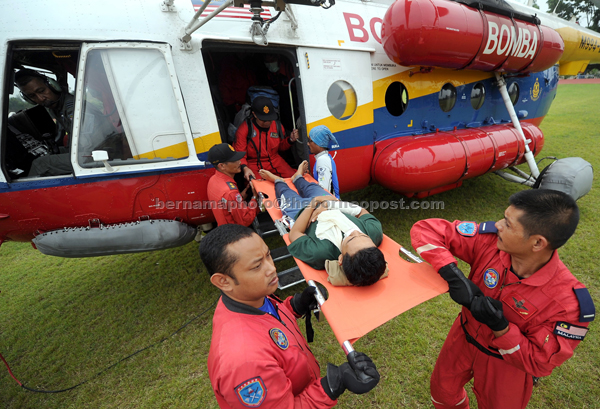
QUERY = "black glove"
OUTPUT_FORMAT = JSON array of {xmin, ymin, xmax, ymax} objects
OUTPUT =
[
  {"xmin": 344, "ymin": 351, "xmax": 380, "ymax": 394},
  {"xmin": 290, "ymin": 286, "xmax": 318, "ymax": 316},
  {"xmin": 470, "ymin": 295, "xmax": 509, "ymax": 332},
  {"xmin": 321, "ymin": 363, "xmax": 346, "ymax": 400},
  {"xmin": 438, "ymin": 263, "xmax": 483, "ymax": 309},
  {"xmin": 320, "ymin": 352, "xmax": 380, "ymax": 400}
]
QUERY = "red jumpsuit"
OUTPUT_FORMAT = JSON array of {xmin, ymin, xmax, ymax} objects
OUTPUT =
[
  {"xmin": 411, "ymin": 219, "xmax": 593, "ymax": 409},
  {"xmin": 208, "ymin": 293, "xmax": 337, "ymax": 408},
  {"xmin": 207, "ymin": 170, "xmax": 259, "ymax": 227},
  {"xmin": 234, "ymin": 119, "xmax": 295, "ymax": 178}
]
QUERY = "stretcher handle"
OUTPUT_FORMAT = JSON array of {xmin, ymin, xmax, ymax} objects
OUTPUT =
[
  {"xmin": 400, "ymin": 246, "xmax": 423, "ymax": 263},
  {"xmin": 307, "ymin": 280, "xmax": 326, "ymax": 305},
  {"xmin": 308, "ymin": 281, "xmax": 371, "ymax": 382}
]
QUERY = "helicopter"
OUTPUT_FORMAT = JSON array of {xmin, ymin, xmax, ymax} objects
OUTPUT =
[{"xmin": 0, "ymin": 0, "xmax": 597, "ymax": 257}]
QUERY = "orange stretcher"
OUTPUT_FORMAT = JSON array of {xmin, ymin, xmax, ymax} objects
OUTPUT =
[{"xmin": 252, "ymin": 177, "xmax": 448, "ymax": 347}]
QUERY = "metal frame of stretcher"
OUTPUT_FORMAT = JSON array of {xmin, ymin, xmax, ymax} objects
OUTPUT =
[{"xmin": 252, "ymin": 177, "xmax": 448, "ymax": 349}]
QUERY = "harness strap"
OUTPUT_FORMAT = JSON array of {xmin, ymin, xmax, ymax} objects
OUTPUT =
[{"xmin": 460, "ymin": 313, "xmax": 504, "ymax": 360}]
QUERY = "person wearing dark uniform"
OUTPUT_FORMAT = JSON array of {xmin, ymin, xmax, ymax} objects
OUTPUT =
[
  {"xmin": 233, "ymin": 96, "xmax": 299, "ymax": 179},
  {"xmin": 14, "ymin": 69, "xmax": 74, "ymax": 177},
  {"xmin": 410, "ymin": 189, "xmax": 595, "ymax": 409},
  {"xmin": 207, "ymin": 143, "xmax": 259, "ymax": 227},
  {"xmin": 200, "ymin": 224, "xmax": 380, "ymax": 408}
]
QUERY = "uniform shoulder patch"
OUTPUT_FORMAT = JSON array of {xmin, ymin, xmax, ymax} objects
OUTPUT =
[
  {"xmin": 269, "ymin": 328, "xmax": 289, "ymax": 350},
  {"xmin": 478, "ymin": 221, "xmax": 498, "ymax": 234},
  {"xmin": 234, "ymin": 376, "xmax": 267, "ymax": 407},
  {"xmin": 554, "ymin": 321, "xmax": 588, "ymax": 341},
  {"xmin": 456, "ymin": 221, "xmax": 477, "ymax": 237},
  {"xmin": 574, "ymin": 287, "xmax": 595, "ymax": 322},
  {"xmin": 226, "ymin": 181, "xmax": 237, "ymax": 191}
]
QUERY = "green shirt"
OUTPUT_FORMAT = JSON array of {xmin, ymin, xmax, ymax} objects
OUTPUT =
[{"xmin": 287, "ymin": 212, "xmax": 383, "ymax": 270}]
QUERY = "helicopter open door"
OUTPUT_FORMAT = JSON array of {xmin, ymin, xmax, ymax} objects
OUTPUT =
[
  {"xmin": 71, "ymin": 42, "xmax": 201, "ymax": 177},
  {"xmin": 296, "ymin": 47, "xmax": 374, "ymax": 193}
]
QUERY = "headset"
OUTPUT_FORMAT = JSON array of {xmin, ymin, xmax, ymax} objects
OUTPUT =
[{"xmin": 14, "ymin": 68, "xmax": 62, "ymax": 105}]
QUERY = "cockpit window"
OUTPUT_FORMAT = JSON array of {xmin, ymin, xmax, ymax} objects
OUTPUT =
[{"xmin": 78, "ymin": 48, "xmax": 189, "ymax": 168}]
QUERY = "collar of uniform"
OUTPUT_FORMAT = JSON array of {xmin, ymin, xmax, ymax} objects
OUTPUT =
[
  {"xmin": 503, "ymin": 250, "xmax": 560, "ymax": 286},
  {"xmin": 314, "ymin": 150, "xmax": 328, "ymax": 159},
  {"xmin": 214, "ymin": 169, "xmax": 236, "ymax": 183},
  {"xmin": 252, "ymin": 117, "xmax": 271, "ymax": 133},
  {"xmin": 221, "ymin": 291, "xmax": 267, "ymax": 316},
  {"xmin": 49, "ymin": 91, "xmax": 67, "ymax": 114}
]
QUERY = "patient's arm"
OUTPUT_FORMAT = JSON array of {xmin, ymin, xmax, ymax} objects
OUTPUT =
[
  {"xmin": 289, "ymin": 197, "xmax": 324, "ymax": 242},
  {"xmin": 327, "ymin": 200, "xmax": 369, "ymax": 217}
]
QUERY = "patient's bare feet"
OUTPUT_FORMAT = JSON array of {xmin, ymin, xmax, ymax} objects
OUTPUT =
[
  {"xmin": 292, "ymin": 160, "xmax": 309, "ymax": 181},
  {"xmin": 259, "ymin": 169, "xmax": 283, "ymax": 183}
]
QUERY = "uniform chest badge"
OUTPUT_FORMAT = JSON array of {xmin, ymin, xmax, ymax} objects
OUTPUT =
[
  {"xmin": 483, "ymin": 268, "xmax": 499, "ymax": 289},
  {"xmin": 234, "ymin": 376, "xmax": 267, "ymax": 407},
  {"xmin": 501, "ymin": 291, "xmax": 538, "ymax": 321},
  {"xmin": 269, "ymin": 132, "xmax": 278, "ymax": 138},
  {"xmin": 269, "ymin": 328, "xmax": 289, "ymax": 350},
  {"xmin": 456, "ymin": 222, "xmax": 477, "ymax": 237}
]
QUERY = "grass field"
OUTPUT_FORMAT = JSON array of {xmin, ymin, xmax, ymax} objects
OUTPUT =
[{"xmin": 1, "ymin": 84, "xmax": 599, "ymax": 409}]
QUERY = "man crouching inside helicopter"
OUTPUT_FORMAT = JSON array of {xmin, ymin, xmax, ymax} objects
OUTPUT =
[
  {"xmin": 14, "ymin": 68, "xmax": 74, "ymax": 177},
  {"xmin": 200, "ymin": 223, "xmax": 380, "ymax": 408}
]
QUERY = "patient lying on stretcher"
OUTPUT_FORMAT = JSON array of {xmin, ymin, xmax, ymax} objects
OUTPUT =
[{"xmin": 258, "ymin": 161, "xmax": 387, "ymax": 286}]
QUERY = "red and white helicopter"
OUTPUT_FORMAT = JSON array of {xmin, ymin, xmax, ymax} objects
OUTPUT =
[{"xmin": 0, "ymin": 0, "xmax": 597, "ymax": 257}]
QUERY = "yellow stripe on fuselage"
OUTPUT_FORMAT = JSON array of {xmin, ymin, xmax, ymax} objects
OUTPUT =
[
  {"xmin": 136, "ymin": 131, "xmax": 222, "ymax": 159},
  {"xmin": 308, "ymin": 101, "xmax": 373, "ymax": 134}
]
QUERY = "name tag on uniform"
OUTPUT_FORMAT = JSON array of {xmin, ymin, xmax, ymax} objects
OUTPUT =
[{"xmin": 269, "ymin": 132, "xmax": 278, "ymax": 138}]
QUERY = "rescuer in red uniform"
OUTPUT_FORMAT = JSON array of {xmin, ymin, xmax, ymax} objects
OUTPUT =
[
  {"xmin": 200, "ymin": 224, "xmax": 380, "ymax": 408},
  {"xmin": 207, "ymin": 143, "xmax": 259, "ymax": 227},
  {"xmin": 411, "ymin": 189, "xmax": 594, "ymax": 409},
  {"xmin": 233, "ymin": 96, "xmax": 299, "ymax": 179}
]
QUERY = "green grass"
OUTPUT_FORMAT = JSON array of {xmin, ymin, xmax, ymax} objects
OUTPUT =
[{"xmin": 1, "ymin": 84, "xmax": 599, "ymax": 408}]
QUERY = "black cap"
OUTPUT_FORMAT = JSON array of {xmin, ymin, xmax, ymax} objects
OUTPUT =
[
  {"xmin": 251, "ymin": 96, "xmax": 278, "ymax": 121},
  {"xmin": 207, "ymin": 143, "xmax": 245, "ymax": 166}
]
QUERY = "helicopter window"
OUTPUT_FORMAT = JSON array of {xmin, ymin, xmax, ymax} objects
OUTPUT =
[
  {"xmin": 78, "ymin": 48, "xmax": 189, "ymax": 168},
  {"xmin": 385, "ymin": 81, "xmax": 409, "ymax": 117},
  {"xmin": 508, "ymin": 82, "xmax": 519, "ymax": 106},
  {"xmin": 439, "ymin": 83, "xmax": 457, "ymax": 113},
  {"xmin": 6, "ymin": 45, "xmax": 79, "ymax": 180},
  {"xmin": 470, "ymin": 83, "xmax": 486, "ymax": 110},
  {"xmin": 327, "ymin": 80, "xmax": 357, "ymax": 120}
]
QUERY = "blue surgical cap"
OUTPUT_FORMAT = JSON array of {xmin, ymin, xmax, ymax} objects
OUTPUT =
[{"xmin": 309, "ymin": 125, "xmax": 338, "ymax": 149}]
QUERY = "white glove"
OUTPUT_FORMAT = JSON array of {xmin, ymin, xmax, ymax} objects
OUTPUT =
[{"xmin": 327, "ymin": 200, "xmax": 362, "ymax": 216}]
